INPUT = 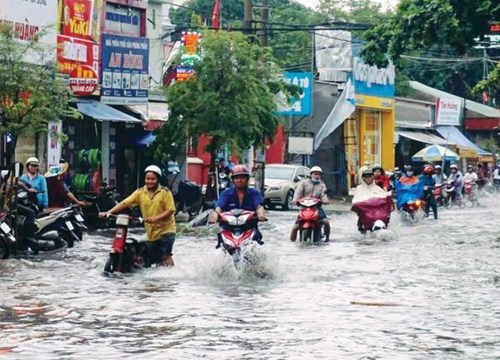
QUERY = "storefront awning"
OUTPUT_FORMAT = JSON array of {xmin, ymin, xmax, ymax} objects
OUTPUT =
[
  {"xmin": 76, "ymin": 100, "xmax": 142, "ymax": 123},
  {"xmin": 436, "ymin": 126, "xmax": 491, "ymax": 157},
  {"xmin": 397, "ymin": 131, "xmax": 451, "ymax": 145}
]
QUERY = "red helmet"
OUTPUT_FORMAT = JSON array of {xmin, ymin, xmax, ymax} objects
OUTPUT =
[
  {"xmin": 231, "ymin": 164, "xmax": 250, "ymax": 178},
  {"xmin": 423, "ymin": 165, "xmax": 434, "ymax": 174}
]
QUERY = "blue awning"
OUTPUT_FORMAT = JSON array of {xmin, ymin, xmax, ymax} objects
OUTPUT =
[
  {"xmin": 436, "ymin": 126, "xmax": 491, "ymax": 156},
  {"xmin": 76, "ymin": 100, "xmax": 142, "ymax": 123}
]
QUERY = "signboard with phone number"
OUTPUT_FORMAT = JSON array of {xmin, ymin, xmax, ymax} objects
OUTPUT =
[{"xmin": 276, "ymin": 72, "xmax": 312, "ymax": 116}]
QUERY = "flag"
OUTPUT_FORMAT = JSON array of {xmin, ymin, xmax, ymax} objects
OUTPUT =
[
  {"xmin": 482, "ymin": 91, "xmax": 490, "ymax": 104},
  {"xmin": 211, "ymin": 0, "xmax": 220, "ymax": 30}
]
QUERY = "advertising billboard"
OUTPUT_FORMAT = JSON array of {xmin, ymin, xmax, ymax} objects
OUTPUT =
[
  {"xmin": 56, "ymin": 0, "xmax": 102, "ymax": 79},
  {"xmin": 101, "ymin": 34, "xmax": 149, "ymax": 105},
  {"xmin": 275, "ymin": 72, "xmax": 313, "ymax": 116},
  {"xmin": 435, "ymin": 98, "xmax": 463, "ymax": 126},
  {"xmin": 0, "ymin": 0, "xmax": 57, "ymax": 46}
]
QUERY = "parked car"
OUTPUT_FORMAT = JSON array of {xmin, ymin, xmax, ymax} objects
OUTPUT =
[{"xmin": 260, "ymin": 164, "xmax": 311, "ymax": 210}]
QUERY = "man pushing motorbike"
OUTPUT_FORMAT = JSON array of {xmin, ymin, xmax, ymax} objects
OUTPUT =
[
  {"xmin": 289, "ymin": 166, "xmax": 330, "ymax": 242},
  {"xmin": 99, "ymin": 165, "xmax": 176, "ymax": 267}
]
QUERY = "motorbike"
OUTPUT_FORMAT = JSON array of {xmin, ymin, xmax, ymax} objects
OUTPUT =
[
  {"xmin": 296, "ymin": 197, "xmax": 324, "ymax": 243},
  {"xmin": 216, "ymin": 209, "xmax": 265, "ymax": 265},
  {"xmin": 103, "ymin": 214, "xmax": 147, "ymax": 273},
  {"xmin": 351, "ymin": 197, "xmax": 392, "ymax": 234},
  {"xmin": 399, "ymin": 198, "xmax": 424, "ymax": 222},
  {"xmin": 0, "ymin": 211, "xmax": 16, "ymax": 259},
  {"xmin": 175, "ymin": 180, "xmax": 212, "ymax": 220},
  {"xmin": 463, "ymin": 180, "xmax": 479, "ymax": 207},
  {"xmin": 443, "ymin": 180, "xmax": 463, "ymax": 208},
  {"xmin": 434, "ymin": 183, "xmax": 446, "ymax": 207},
  {"xmin": 78, "ymin": 183, "xmax": 122, "ymax": 229}
]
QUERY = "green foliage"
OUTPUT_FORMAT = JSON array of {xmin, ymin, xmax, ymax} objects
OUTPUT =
[
  {"xmin": 359, "ymin": 0, "xmax": 500, "ymax": 99},
  {"xmin": 155, "ymin": 30, "xmax": 296, "ymax": 165},
  {"xmin": 0, "ymin": 24, "xmax": 78, "ymax": 145},
  {"xmin": 318, "ymin": 0, "xmax": 388, "ymax": 24},
  {"xmin": 473, "ymin": 63, "xmax": 500, "ymax": 96}
]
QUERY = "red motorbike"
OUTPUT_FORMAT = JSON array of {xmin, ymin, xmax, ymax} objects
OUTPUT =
[
  {"xmin": 463, "ymin": 180, "xmax": 479, "ymax": 207},
  {"xmin": 216, "ymin": 209, "xmax": 264, "ymax": 265},
  {"xmin": 400, "ymin": 198, "xmax": 423, "ymax": 222},
  {"xmin": 434, "ymin": 183, "xmax": 446, "ymax": 207},
  {"xmin": 351, "ymin": 197, "xmax": 392, "ymax": 234},
  {"xmin": 104, "ymin": 214, "xmax": 147, "ymax": 274},
  {"xmin": 296, "ymin": 197, "xmax": 324, "ymax": 243}
]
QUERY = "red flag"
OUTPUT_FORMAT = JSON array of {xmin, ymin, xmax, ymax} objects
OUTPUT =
[
  {"xmin": 211, "ymin": 0, "xmax": 220, "ymax": 30},
  {"xmin": 482, "ymin": 91, "xmax": 490, "ymax": 104}
]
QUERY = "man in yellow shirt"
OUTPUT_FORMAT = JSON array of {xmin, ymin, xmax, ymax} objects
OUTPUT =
[{"xmin": 100, "ymin": 165, "xmax": 176, "ymax": 267}]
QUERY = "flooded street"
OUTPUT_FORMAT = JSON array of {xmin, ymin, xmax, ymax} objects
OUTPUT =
[{"xmin": 1, "ymin": 198, "xmax": 499, "ymax": 359}]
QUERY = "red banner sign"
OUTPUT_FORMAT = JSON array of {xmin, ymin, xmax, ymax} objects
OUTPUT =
[{"xmin": 69, "ymin": 65, "xmax": 98, "ymax": 96}]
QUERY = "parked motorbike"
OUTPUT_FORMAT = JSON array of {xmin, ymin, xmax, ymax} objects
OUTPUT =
[
  {"xmin": 103, "ymin": 214, "xmax": 147, "ymax": 274},
  {"xmin": 399, "ymin": 198, "xmax": 424, "ymax": 222},
  {"xmin": 216, "ymin": 209, "xmax": 265, "ymax": 266},
  {"xmin": 78, "ymin": 183, "xmax": 122, "ymax": 229},
  {"xmin": 0, "ymin": 211, "xmax": 16, "ymax": 259},
  {"xmin": 463, "ymin": 180, "xmax": 479, "ymax": 207},
  {"xmin": 351, "ymin": 197, "xmax": 392, "ymax": 234},
  {"xmin": 175, "ymin": 180, "xmax": 212, "ymax": 219},
  {"xmin": 296, "ymin": 197, "xmax": 325, "ymax": 243}
]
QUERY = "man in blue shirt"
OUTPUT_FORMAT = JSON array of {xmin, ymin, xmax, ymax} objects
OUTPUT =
[
  {"xmin": 210, "ymin": 164, "xmax": 266, "ymax": 222},
  {"xmin": 19, "ymin": 157, "xmax": 48, "ymax": 212}
]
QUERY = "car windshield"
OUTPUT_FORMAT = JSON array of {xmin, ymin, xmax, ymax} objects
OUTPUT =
[{"xmin": 265, "ymin": 166, "xmax": 295, "ymax": 180}]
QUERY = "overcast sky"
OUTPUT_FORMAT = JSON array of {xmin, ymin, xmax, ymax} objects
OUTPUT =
[{"xmin": 295, "ymin": 0, "xmax": 399, "ymax": 12}]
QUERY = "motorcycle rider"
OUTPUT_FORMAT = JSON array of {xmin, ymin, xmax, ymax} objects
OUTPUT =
[
  {"xmin": 493, "ymin": 165, "xmax": 500, "ymax": 192},
  {"xmin": 420, "ymin": 165, "xmax": 438, "ymax": 219},
  {"xmin": 432, "ymin": 165, "xmax": 447, "ymax": 184},
  {"xmin": 372, "ymin": 164, "xmax": 391, "ymax": 191},
  {"xmin": 448, "ymin": 164, "xmax": 464, "ymax": 201},
  {"xmin": 209, "ymin": 164, "xmax": 266, "ymax": 240},
  {"xmin": 394, "ymin": 165, "xmax": 424, "ymax": 210},
  {"xmin": 100, "ymin": 165, "xmax": 177, "ymax": 267},
  {"xmin": 476, "ymin": 163, "xmax": 487, "ymax": 190},
  {"xmin": 290, "ymin": 166, "xmax": 330, "ymax": 242},
  {"xmin": 464, "ymin": 164, "xmax": 478, "ymax": 183},
  {"xmin": 19, "ymin": 157, "xmax": 48, "ymax": 212},
  {"xmin": 352, "ymin": 169, "xmax": 391, "ymax": 233}
]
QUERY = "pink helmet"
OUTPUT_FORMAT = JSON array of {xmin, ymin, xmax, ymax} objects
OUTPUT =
[{"xmin": 231, "ymin": 164, "xmax": 250, "ymax": 178}]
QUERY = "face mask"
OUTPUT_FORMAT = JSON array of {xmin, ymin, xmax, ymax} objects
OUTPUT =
[
  {"xmin": 406, "ymin": 171, "xmax": 413, "ymax": 176},
  {"xmin": 311, "ymin": 178, "xmax": 320, "ymax": 184}
]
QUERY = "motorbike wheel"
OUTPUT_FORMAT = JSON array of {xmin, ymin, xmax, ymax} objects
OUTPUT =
[
  {"xmin": 300, "ymin": 228, "xmax": 313, "ymax": 243},
  {"xmin": 72, "ymin": 222, "xmax": 83, "ymax": 241},
  {"xmin": 104, "ymin": 253, "xmax": 120, "ymax": 273},
  {"xmin": 0, "ymin": 237, "xmax": 10, "ymax": 259},
  {"xmin": 59, "ymin": 229, "xmax": 74, "ymax": 248}
]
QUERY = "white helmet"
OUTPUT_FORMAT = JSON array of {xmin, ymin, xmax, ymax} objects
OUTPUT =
[
  {"xmin": 450, "ymin": 164, "xmax": 458, "ymax": 170},
  {"xmin": 26, "ymin": 157, "xmax": 39, "ymax": 165},
  {"xmin": 310, "ymin": 166, "xmax": 323, "ymax": 174},
  {"xmin": 144, "ymin": 165, "xmax": 162, "ymax": 178}
]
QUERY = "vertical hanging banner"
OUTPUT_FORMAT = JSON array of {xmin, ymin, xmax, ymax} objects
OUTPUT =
[
  {"xmin": 56, "ymin": 0, "xmax": 102, "ymax": 85},
  {"xmin": 176, "ymin": 31, "xmax": 201, "ymax": 82},
  {"xmin": 101, "ymin": 34, "xmax": 150, "ymax": 105}
]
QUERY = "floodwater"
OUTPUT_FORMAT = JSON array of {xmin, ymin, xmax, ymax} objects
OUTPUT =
[{"xmin": 1, "ymin": 197, "xmax": 499, "ymax": 359}]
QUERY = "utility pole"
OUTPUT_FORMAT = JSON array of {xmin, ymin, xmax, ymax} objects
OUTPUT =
[
  {"xmin": 261, "ymin": 0, "xmax": 269, "ymax": 46},
  {"xmin": 244, "ymin": 0, "xmax": 253, "ymax": 35}
]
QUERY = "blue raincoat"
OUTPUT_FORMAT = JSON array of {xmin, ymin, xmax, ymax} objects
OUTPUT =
[{"xmin": 395, "ymin": 176, "xmax": 425, "ymax": 209}]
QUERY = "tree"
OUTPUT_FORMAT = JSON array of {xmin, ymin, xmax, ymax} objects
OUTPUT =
[
  {"xmin": 318, "ymin": 0, "xmax": 388, "ymax": 25},
  {"xmin": 153, "ymin": 30, "xmax": 297, "ymax": 168},
  {"xmin": 0, "ymin": 24, "xmax": 77, "ymax": 164},
  {"xmin": 359, "ymin": 0, "xmax": 500, "ymax": 99}
]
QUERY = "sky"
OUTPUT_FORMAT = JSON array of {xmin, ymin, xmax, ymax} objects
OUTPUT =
[{"xmin": 295, "ymin": 0, "xmax": 400, "ymax": 12}]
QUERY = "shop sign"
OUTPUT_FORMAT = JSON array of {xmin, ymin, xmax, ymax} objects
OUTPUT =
[
  {"xmin": 352, "ymin": 57, "xmax": 395, "ymax": 99},
  {"xmin": 275, "ymin": 72, "xmax": 312, "ymax": 115},
  {"xmin": 105, "ymin": 3, "xmax": 141, "ymax": 36},
  {"xmin": 69, "ymin": 65, "xmax": 98, "ymax": 96},
  {"xmin": 176, "ymin": 32, "xmax": 201, "ymax": 82},
  {"xmin": 101, "ymin": 34, "xmax": 149, "ymax": 105},
  {"xmin": 435, "ymin": 98, "xmax": 462, "ymax": 126},
  {"xmin": 57, "ymin": 35, "xmax": 100, "ymax": 75},
  {"xmin": 0, "ymin": 0, "xmax": 57, "ymax": 54}
]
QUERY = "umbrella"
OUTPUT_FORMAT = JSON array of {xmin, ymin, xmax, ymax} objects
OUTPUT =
[{"xmin": 411, "ymin": 144, "xmax": 460, "ymax": 162}]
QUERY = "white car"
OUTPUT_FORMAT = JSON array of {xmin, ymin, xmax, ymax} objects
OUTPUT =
[{"xmin": 261, "ymin": 164, "xmax": 311, "ymax": 210}]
